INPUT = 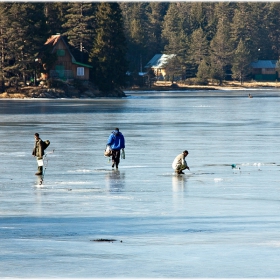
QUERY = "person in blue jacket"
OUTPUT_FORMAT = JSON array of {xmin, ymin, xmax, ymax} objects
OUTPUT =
[{"xmin": 107, "ymin": 128, "xmax": 125, "ymax": 169}]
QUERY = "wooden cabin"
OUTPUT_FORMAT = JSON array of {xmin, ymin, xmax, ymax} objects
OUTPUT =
[
  {"xmin": 251, "ymin": 60, "xmax": 278, "ymax": 81},
  {"xmin": 44, "ymin": 34, "xmax": 92, "ymax": 81}
]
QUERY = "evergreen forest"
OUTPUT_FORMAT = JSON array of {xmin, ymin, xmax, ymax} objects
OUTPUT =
[{"xmin": 1, "ymin": 2, "xmax": 280, "ymax": 92}]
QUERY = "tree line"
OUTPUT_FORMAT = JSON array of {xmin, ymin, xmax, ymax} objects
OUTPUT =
[
  {"xmin": 1, "ymin": 2, "xmax": 280, "ymax": 92},
  {"xmin": 122, "ymin": 2, "xmax": 280, "ymax": 85}
]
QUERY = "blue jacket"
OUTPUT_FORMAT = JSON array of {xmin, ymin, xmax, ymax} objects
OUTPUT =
[{"xmin": 107, "ymin": 130, "xmax": 125, "ymax": 150}]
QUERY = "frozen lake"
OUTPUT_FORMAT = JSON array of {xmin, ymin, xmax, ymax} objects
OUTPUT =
[{"xmin": 1, "ymin": 89, "xmax": 280, "ymax": 278}]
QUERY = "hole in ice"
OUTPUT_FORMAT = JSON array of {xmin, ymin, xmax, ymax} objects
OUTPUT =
[{"xmin": 91, "ymin": 238, "xmax": 120, "ymax": 243}]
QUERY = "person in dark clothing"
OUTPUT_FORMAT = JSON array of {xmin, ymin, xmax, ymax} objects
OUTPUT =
[
  {"xmin": 32, "ymin": 133, "xmax": 44, "ymax": 175},
  {"xmin": 107, "ymin": 128, "xmax": 125, "ymax": 169}
]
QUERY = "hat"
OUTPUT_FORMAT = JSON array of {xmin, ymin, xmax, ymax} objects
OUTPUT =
[{"xmin": 183, "ymin": 150, "xmax": 188, "ymax": 154}]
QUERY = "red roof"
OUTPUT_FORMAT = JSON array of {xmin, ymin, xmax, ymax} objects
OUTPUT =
[{"xmin": 44, "ymin": 34, "xmax": 61, "ymax": 46}]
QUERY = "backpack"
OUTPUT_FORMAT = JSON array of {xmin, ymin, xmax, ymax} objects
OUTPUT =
[{"xmin": 42, "ymin": 140, "xmax": 50, "ymax": 150}]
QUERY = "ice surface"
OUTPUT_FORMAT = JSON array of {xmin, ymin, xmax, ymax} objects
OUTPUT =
[{"xmin": 1, "ymin": 90, "xmax": 280, "ymax": 278}]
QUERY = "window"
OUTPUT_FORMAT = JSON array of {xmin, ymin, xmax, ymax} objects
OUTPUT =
[
  {"xmin": 57, "ymin": 49, "xmax": 65, "ymax": 56},
  {"xmin": 77, "ymin": 67, "xmax": 84, "ymax": 76}
]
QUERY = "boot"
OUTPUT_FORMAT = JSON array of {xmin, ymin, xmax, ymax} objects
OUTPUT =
[{"xmin": 35, "ymin": 166, "xmax": 43, "ymax": 176}]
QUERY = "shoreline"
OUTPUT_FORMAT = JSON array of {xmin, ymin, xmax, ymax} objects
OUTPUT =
[{"xmin": 0, "ymin": 81, "xmax": 280, "ymax": 99}]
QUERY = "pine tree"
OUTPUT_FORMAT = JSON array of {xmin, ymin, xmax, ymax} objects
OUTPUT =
[
  {"xmin": 197, "ymin": 2, "xmax": 217, "ymax": 42},
  {"xmin": 251, "ymin": 3, "xmax": 275, "ymax": 60},
  {"xmin": 196, "ymin": 59, "xmax": 210, "ymax": 83},
  {"xmin": 188, "ymin": 2, "xmax": 216, "ymax": 34},
  {"xmin": 165, "ymin": 55, "xmax": 186, "ymax": 82},
  {"xmin": 231, "ymin": 39, "xmax": 251, "ymax": 84},
  {"xmin": 89, "ymin": 3, "xmax": 127, "ymax": 93},
  {"xmin": 63, "ymin": 2, "xmax": 97, "ymax": 59},
  {"xmin": 4, "ymin": 3, "xmax": 49, "ymax": 86},
  {"xmin": 189, "ymin": 27, "xmax": 209, "ymax": 68},
  {"xmin": 0, "ymin": 3, "xmax": 10, "ymax": 91},
  {"xmin": 128, "ymin": 3, "xmax": 149, "ymax": 73},
  {"xmin": 230, "ymin": 3, "xmax": 259, "ymax": 61},
  {"xmin": 162, "ymin": 3, "xmax": 190, "ymax": 54},
  {"xmin": 267, "ymin": 3, "xmax": 280, "ymax": 58},
  {"xmin": 44, "ymin": 2, "xmax": 68, "ymax": 35},
  {"xmin": 243, "ymin": 3, "xmax": 272, "ymax": 61},
  {"xmin": 120, "ymin": 2, "xmax": 153, "ymax": 76},
  {"xmin": 214, "ymin": 2, "xmax": 236, "ymax": 25},
  {"xmin": 161, "ymin": 3, "xmax": 193, "ymax": 78},
  {"xmin": 209, "ymin": 17, "xmax": 233, "ymax": 84},
  {"xmin": 146, "ymin": 3, "xmax": 168, "ymax": 59}
]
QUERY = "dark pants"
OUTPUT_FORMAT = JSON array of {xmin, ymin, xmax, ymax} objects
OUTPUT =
[{"xmin": 112, "ymin": 150, "xmax": 120, "ymax": 167}]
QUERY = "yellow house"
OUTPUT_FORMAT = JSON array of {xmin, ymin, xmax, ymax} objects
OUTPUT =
[{"xmin": 145, "ymin": 54, "xmax": 176, "ymax": 80}]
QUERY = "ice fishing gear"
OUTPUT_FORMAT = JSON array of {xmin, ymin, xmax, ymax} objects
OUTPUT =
[
  {"xmin": 38, "ymin": 149, "xmax": 55, "ymax": 185},
  {"xmin": 121, "ymin": 148, "xmax": 125, "ymax": 159},
  {"xmin": 42, "ymin": 139, "xmax": 50, "ymax": 150},
  {"xmin": 104, "ymin": 145, "xmax": 112, "ymax": 157}
]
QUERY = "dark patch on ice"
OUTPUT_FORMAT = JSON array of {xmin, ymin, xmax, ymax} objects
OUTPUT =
[
  {"xmin": 184, "ymin": 229, "xmax": 214, "ymax": 233},
  {"xmin": 91, "ymin": 238, "xmax": 119, "ymax": 243}
]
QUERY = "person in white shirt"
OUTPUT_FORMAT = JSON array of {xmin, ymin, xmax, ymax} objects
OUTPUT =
[{"xmin": 172, "ymin": 150, "xmax": 189, "ymax": 174}]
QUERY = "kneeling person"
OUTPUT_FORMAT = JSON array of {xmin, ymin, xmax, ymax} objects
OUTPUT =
[{"xmin": 172, "ymin": 150, "xmax": 189, "ymax": 174}]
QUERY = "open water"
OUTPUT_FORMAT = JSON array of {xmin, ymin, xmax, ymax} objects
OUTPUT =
[{"xmin": 1, "ymin": 89, "xmax": 280, "ymax": 278}]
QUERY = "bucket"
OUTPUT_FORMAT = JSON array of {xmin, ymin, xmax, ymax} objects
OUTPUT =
[{"xmin": 37, "ymin": 159, "xmax": 44, "ymax": 166}]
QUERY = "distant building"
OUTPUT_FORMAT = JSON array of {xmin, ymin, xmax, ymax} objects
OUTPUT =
[
  {"xmin": 251, "ymin": 60, "xmax": 278, "ymax": 81},
  {"xmin": 145, "ymin": 54, "xmax": 176, "ymax": 80},
  {"xmin": 44, "ymin": 34, "xmax": 93, "ymax": 81}
]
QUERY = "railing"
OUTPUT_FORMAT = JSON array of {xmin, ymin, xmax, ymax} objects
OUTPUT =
[{"xmin": 50, "ymin": 70, "xmax": 74, "ymax": 79}]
